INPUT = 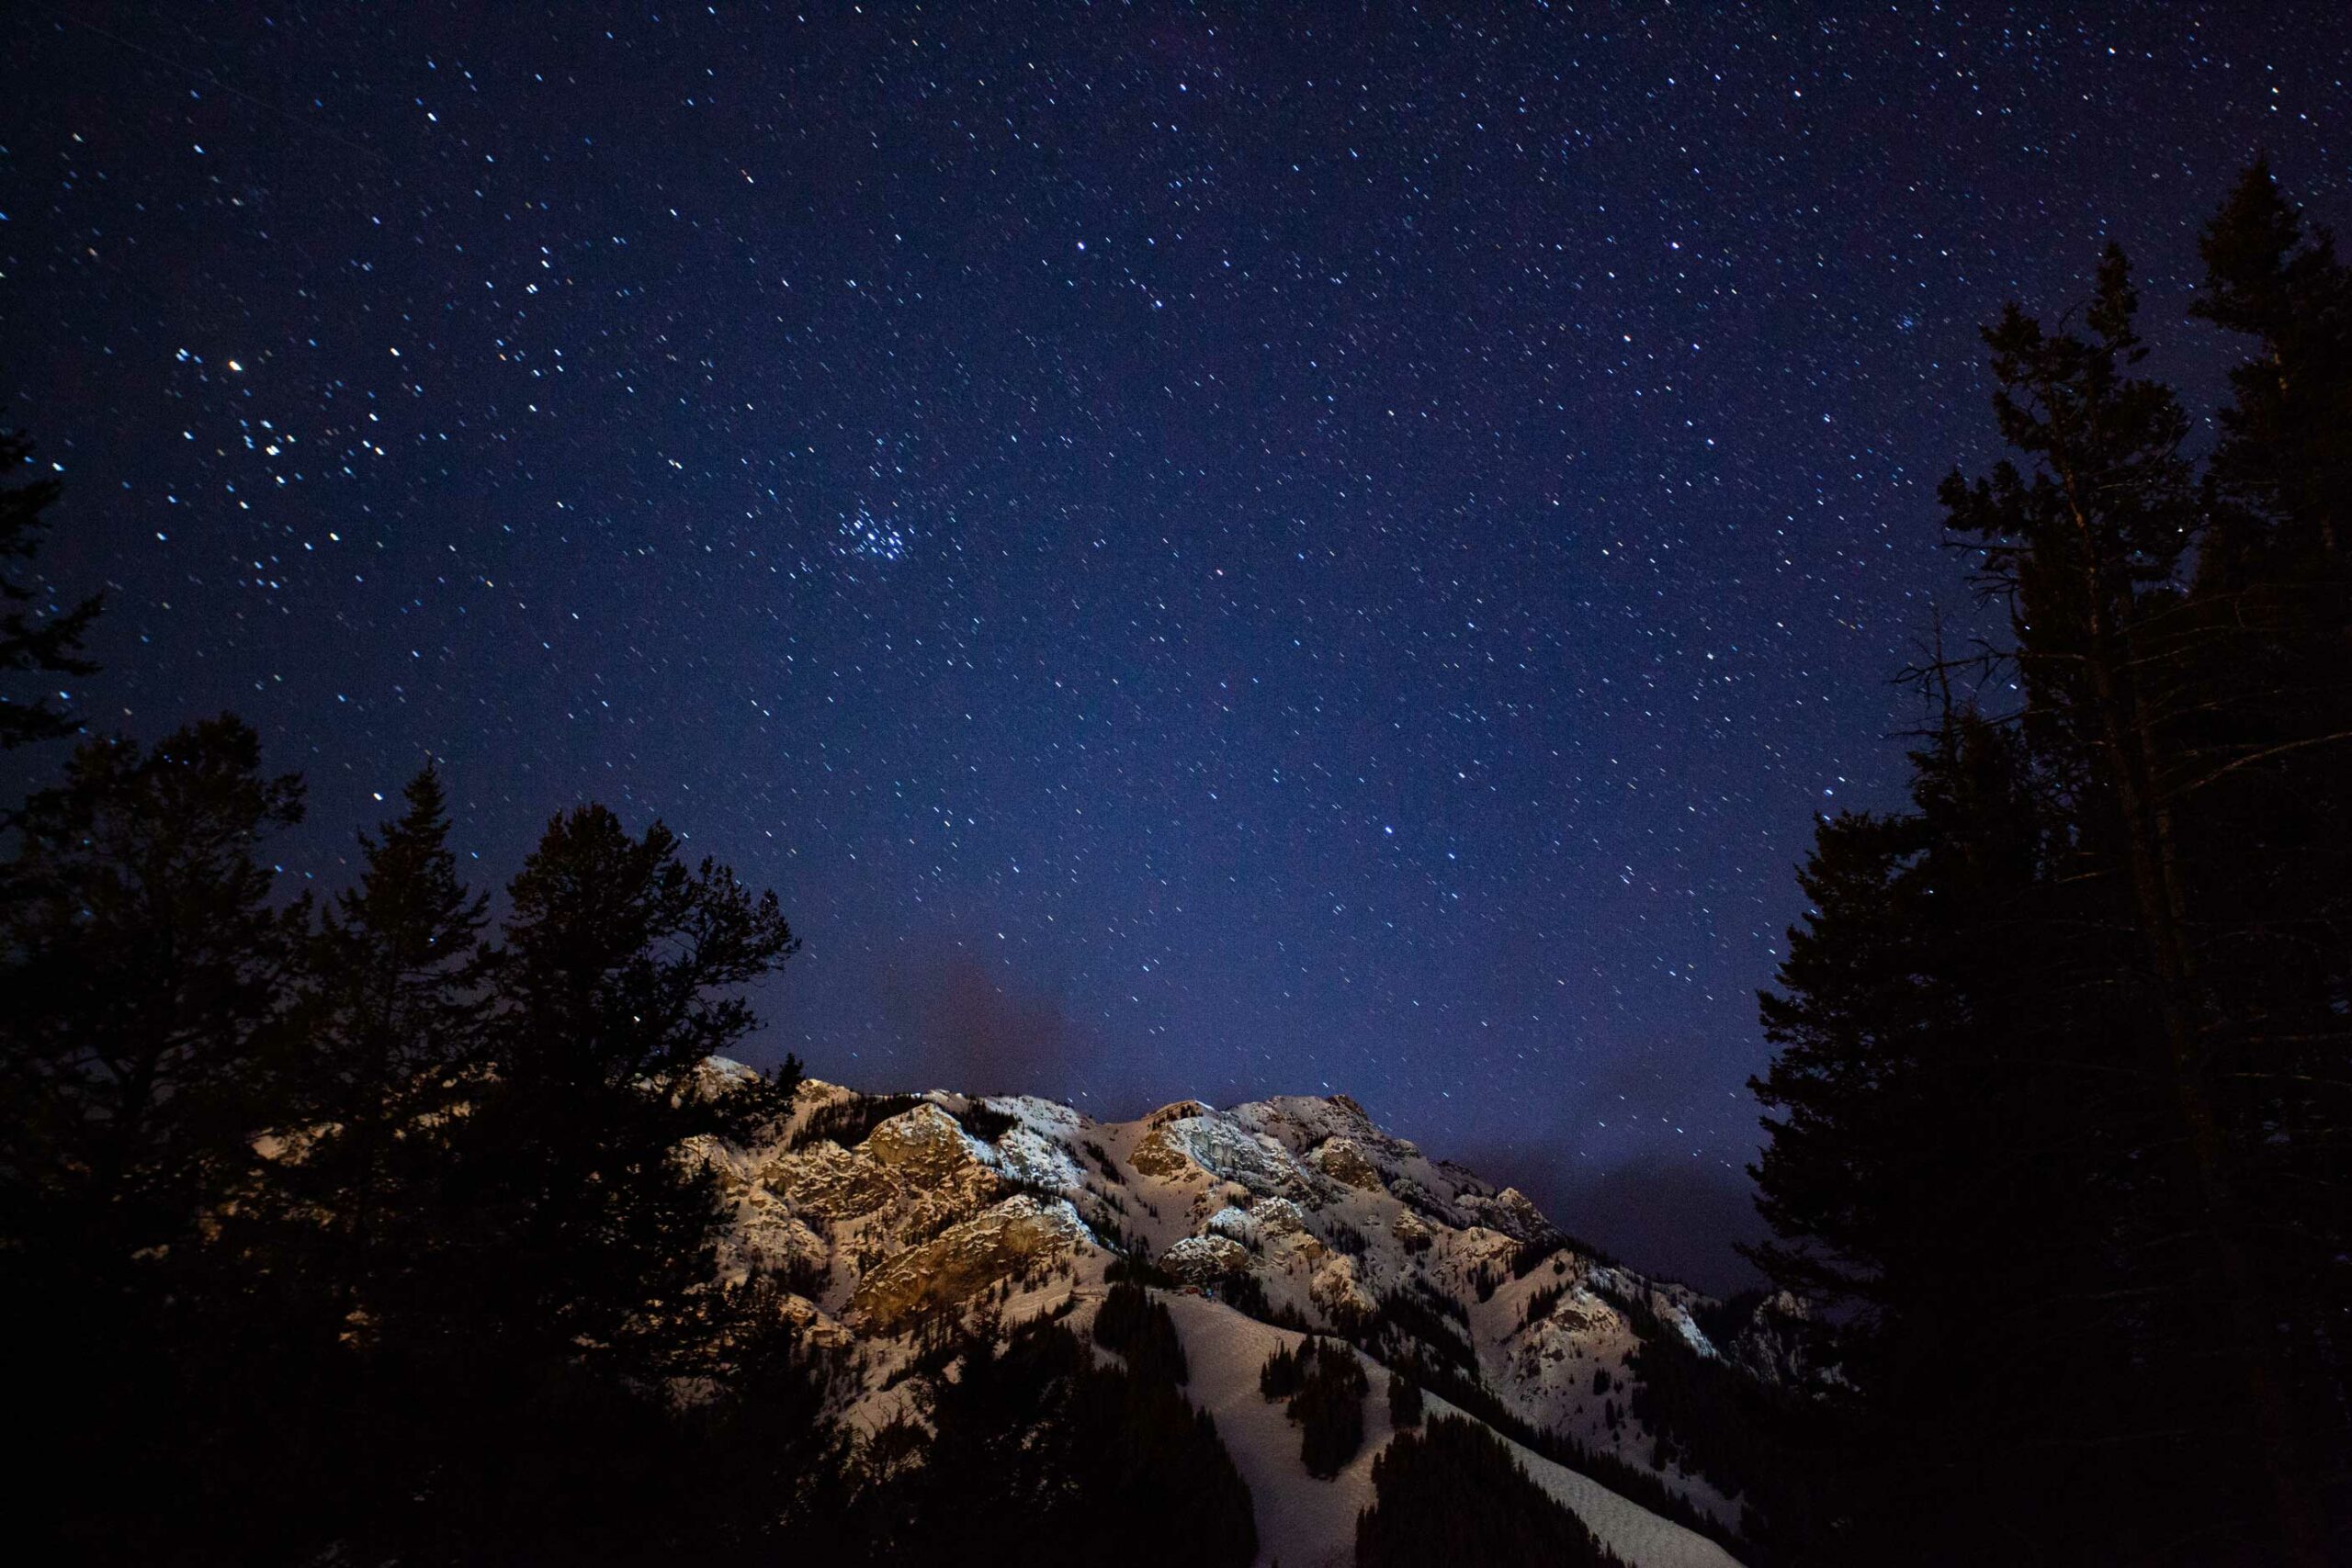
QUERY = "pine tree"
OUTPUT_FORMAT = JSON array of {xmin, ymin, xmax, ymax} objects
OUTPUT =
[
  {"xmin": 844, "ymin": 1317, "xmax": 1256, "ymax": 1567},
  {"xmin": 1387, "ymin": 1367, "xmax": 1423, "ymax": 1428},
  {"xmin": 1943, "ymin": 236, "xmax": 2331, "ymax": 1562},
  {"xmin": 464, "ymin": 805, "xmax": 799, "ymax": 1354},
  {"xmin": 1750, "ymin": 713, "xmax": 2110, "ymax": 1560},
  {"xmin": 335, "ymin": 804, "xmax": 804, "ymax": 1557},
  {"xmin": 1357, "ymin": 1416, "xmax": 1622, "ymax": 1567},
  {"xmin": 0, "ymin": 716, "xmax": 307, "ymax": 1260},
  {"xmin": 2191, "ymin": 163, "xmax": 2352, "ymax": 568},
  {"xmin": 1288, "ymin": 1337, "xmax": 1368, "ymax": 1478},
  {"xmin": 295, "ymin": 763, "xmax": 489, "ymax": 1337}
]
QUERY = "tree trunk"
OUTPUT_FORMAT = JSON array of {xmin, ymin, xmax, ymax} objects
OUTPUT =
[{"xmin": 2059, "ymin": 479, "xmax": 2329, "ymax": 1566}]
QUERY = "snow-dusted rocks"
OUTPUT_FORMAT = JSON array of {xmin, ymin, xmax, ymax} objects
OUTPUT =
[
  {"xmin": 1161, "ymin": 1233, "xmax": 1250, "ymax": 1283},
  {"xmin": 1247, "ymin": 1194, "xmax": 1312, "ymax": 1237},
  {"xmin": 1128, "ymin": 1111, "xmax": 1308, "ymax": 1198},
  {"xmin": 988, "ymin": 1123, "xmax": 1085, "ymax": 1190},
  {"xmin": 1731, "ymin": 1290, "xmax": 1826, "ymax": 1386},
  {"xmin": 863, "ymin": 1102, "xmax": 986, "ymax": 1184},
  {"xmin": 763, "ymin": 1139, "xmax": 899, "ymax": 1222},
  {"xmin": 715, "ymin": 1188, "xmax": 829, "ymax": 1289},
  {"xmin": 1459, "ymin": 1183, "xmax": 1565, "ymax": 1249}
]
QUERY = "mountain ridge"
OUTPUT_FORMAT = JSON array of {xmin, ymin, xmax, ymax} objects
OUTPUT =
[{"xmin": 686, "ymin": 1063, "xmax": 1825, "ymax": 1567}]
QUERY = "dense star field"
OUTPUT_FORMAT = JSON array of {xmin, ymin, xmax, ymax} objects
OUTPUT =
[{"xmin": 6, "ymin": 3, "xmax": 2347, "ymax": 1286}]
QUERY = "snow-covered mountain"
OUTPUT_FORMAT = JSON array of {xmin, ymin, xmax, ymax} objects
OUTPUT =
[{"xmin": 689, "ymin": 1065, "xmax": 1816, "ymax": 1568}]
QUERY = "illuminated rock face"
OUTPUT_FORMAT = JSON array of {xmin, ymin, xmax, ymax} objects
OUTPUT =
[
  {"xmin": 1308, "ymin": 1135, "xmax": 1385, "ymax": 1190},
  {"xmin": 847, "ymin": 1193, "xmax": 1091, "ymax": 1332}
]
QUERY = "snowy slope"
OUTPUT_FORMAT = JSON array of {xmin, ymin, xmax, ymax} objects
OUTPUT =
[{"xmin": 1158, "ymin": 1293, "xmax": 1745, "ymax": 1568}]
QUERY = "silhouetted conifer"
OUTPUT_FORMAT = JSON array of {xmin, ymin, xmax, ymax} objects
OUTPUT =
[
  {"xmin": 1750, "ymin": 167, "xmax": 2352, "ymax": 1563},
  {"xmin": 1356, "ymin": 1416, "xmax": 1623, "ymax": 1567},
  {"xmin": 847, "ymin": 1317, "xmax": 1255, "ymax": 1567},
  {"xmin": 0, "ymin": 418, "xmax": 100, "ymax": 751},
  {"xmin": 1094, "ymin": 1280, "xmax": 1189, "ymax": 1384},
  {"xmin": 1387, "ymin": 1367, "xmax": 1423, "ymax": 1428},
  {"xmin": 1288, "ymin": 1337, "xmax": 1368, "ymax": 1478}
]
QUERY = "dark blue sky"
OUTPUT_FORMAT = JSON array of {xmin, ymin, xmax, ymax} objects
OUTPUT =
[{"xmin": 8, "ymin": 2, "xmax": 2348, "ymax": 1288}]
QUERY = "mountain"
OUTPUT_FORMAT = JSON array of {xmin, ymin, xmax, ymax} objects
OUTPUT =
[{"xmin": 686, "ymin": 1065, "xmax": 1826, "ymax": 1567}]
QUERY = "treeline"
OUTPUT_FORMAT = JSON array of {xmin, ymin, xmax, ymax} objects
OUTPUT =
[
  {"xmin": 3, "ymin": 425, "xmax": 828, "ymax": 1561},
  {"xmin": 1747, "ymin": 164, "xmax": 2352, "ymax": 1562},
  {"xmin": 1, "ymin": 711, "xmax": 816, "ymax": 1562}
]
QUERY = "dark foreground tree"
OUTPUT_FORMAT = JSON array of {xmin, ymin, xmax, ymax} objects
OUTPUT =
[
  {"xmin": 847, "ymin": 1315, "xmax": 1257, "ymax": 1568},
  {"xmin": 2, "ymin": 717, "xmax": 311, "ymax": 1559},
  {"xmin": 0, "ymin": 416, "xmax": 100, "ymax": 751},
  {"xmin": 330, "ymin": 803, "xmax": 805, "ymax": 1562},
  {"xmin": 1093, "ymin": 1279, "xmax": 1190, "ymax": 1383},
  {"xmin": 1750, "ymin": 167, "xmax": 2352, "ymax": 1565},
  {"xmin": 288, "ymin": 763, "xmax": 490, "ymax": 1336},
  {"xmin": 1387, "ymin": 1367, "xmax": 1424, "ymax": 1429},
  {"xmin": 0, "ymin": 718, "xmax": 308, "ymax": 1286},
  {"xmin": 2, "ymin": 718, "xmax": 815, "ymax": 1562}
]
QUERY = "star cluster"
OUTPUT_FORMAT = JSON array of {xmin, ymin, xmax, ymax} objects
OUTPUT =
[{"xmin": 7, "ymin": 2, "xmax": 2347, "ymax": 1286}]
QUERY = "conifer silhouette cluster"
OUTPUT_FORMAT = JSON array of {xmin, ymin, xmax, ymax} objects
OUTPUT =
[
  {"xmin": 829, "ymin": 1309, "xmax": 1256, "ymax": 1566},
  {"xmin": 1261, "ymin": 1335, "xmax": 1370, "ymax": 1478},
  {"xmin": 1747, "ymin": 164, "xmax": 2352, "ymax": 1562},
  {"xmin": 2, "ymin": 706, "xmax": 810, "ymax": 1562},
  {"xmin": 1355, "ymin": 1416, "xmax": 1623, "ymax": 1567}
]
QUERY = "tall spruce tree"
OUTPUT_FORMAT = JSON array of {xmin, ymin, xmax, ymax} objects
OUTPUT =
[
  {"xmin": 1750, "ymin": 713, "xmax": 2126, "ymax": 1562},
  {"xmin": 1752, "ymin": 175, "xmax": 2352, "ymax": 1564},
  {"xmin": 462, "ymin": 804, "xmax": 801, "ymax": 1362},
  {"xmin": 2173, "ymin": 166, "xmax": 2352, "ymax": 1559},
  {"xmin": 296, "ymin": 761, "xmax": 490, "ymax": 1333}
]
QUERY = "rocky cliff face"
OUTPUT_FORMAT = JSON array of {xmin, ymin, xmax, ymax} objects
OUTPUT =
[{"xmin": 685, "ymin": 1063, "xmax": 1816, "ymax": 1541}]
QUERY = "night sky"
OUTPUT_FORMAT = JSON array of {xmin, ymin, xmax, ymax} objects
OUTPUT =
[{"xmin": 8, "ymin": 3, "xmax": 2349, "ymax": 1289}]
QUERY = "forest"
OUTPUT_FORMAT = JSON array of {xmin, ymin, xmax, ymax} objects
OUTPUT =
[{"xmin": 2, "ymin": 165, "xmax": 2347, "ymax": 1564}]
